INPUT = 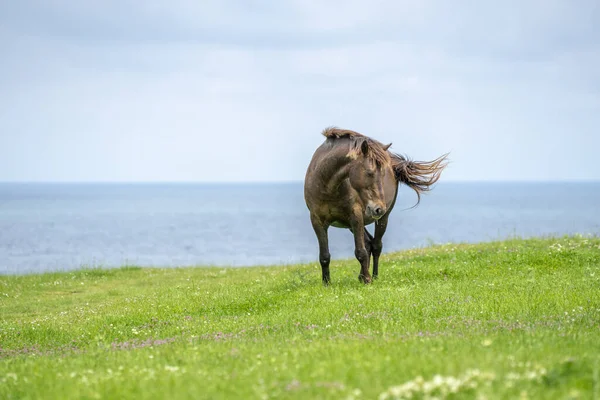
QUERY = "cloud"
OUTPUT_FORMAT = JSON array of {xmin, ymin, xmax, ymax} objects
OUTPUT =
[{"xmin": 0, "ymin": 1, "xmax": 599, "ymax": 181}]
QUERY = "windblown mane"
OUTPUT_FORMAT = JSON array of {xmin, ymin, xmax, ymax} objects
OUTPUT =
[
  {"xmin": 322, "ymin": 126, "xmax": 391, "ymax": 167},
  {"xmin": 389, "ymin": 152, "xmax": 449, "ymax": 206}
]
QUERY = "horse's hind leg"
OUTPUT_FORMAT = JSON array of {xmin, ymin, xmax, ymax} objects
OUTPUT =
[
  {"xmin": 364, "ymin": 227, "xmax": 373, "ymax": 270},
  {"xmin": 310, "ymin": 214, "xmax": 331, "ymax": 284},
  {"xmin": 372, "ymin": 215, "xmax": 389, "ymax": 279}
]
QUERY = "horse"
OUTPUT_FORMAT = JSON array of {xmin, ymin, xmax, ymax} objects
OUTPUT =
[{"xmin": 304, "ymin": 127, "xmax": 449, "ymax": 284}]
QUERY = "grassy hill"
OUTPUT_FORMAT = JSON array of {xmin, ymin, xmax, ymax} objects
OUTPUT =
[{"xmin": 1, "ymin": 235, "xmax": 599, "ymax": 399}]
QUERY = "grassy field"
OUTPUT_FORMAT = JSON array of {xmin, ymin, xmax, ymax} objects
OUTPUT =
[{"xmin": 1, "ymin": 235, "xmax": 600, "ymax": 399}]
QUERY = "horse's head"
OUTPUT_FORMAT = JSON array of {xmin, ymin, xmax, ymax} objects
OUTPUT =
[{"xmin": 348, "ymin": 140, "xmax": 391, "ymax": 220}]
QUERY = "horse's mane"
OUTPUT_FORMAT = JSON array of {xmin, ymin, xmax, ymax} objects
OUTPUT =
[
  {"xmin": 322, "ymin": 126, "xmax": 449, "ymax": 206},
  {"xmin": 322, "ymin": 127, "xmax": 391, "ymax": 167}
]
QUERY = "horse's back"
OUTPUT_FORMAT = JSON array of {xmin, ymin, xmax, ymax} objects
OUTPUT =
[{"xmin": 305, "ymin": 138, "xmax": 348, "ymax": 174}]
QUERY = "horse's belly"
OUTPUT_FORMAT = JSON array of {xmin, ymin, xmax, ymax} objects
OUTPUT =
[
  {"xmin": 331, "ymin": 221, "xmax": 350, "ymax": 229},
  {"xmin": 331, "ymin": 217, "xmax": 376, "ymax": 229}
]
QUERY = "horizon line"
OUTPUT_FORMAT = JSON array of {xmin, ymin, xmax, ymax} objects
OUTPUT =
[{"xmin": 0, "ymin": 179, "xmax": 599, "ymax": 185}]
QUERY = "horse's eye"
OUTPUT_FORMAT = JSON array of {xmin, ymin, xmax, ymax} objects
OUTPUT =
[{"xmin": 367, "ymin": 170, "xmax": 376, "ymax": 177}]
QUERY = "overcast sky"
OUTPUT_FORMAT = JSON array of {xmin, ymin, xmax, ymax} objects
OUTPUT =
[{"xmin": 0, "ymin": 1, "xmax": 598, "ymax": 182}]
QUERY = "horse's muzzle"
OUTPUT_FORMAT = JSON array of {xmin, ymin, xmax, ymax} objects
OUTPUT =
[{"xmin": 366, "ymin": 203, "xmax": 387, "ymax": 219}]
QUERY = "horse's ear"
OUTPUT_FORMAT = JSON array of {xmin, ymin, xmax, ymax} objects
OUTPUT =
[
  {"xmin": 384, "ymin": 143, "xmax": 392, "ymax": 151},
  {"xmin": 361, "ymin": 140, "xmax": 369, "ymax": 156}
]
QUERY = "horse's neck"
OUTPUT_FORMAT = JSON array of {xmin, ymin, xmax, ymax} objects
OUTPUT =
[{"xmin": 319, "ymin": 152, "xmax": 353, "ymax": 194}]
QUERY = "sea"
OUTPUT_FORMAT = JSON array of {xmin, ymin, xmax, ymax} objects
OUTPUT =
[{"xmin": 1, "ymin": 182, "xmax": 599, "ymax": 275}]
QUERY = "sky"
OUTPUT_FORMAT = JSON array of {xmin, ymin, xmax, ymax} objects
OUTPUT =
[{"xmin": 0, "ymin": 1, "xmax": 598, "ymax": 182}]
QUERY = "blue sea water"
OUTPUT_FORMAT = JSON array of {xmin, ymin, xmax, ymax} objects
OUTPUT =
[{"xmin": 0, "ymin": 182, "xmax": 599, "ymax": 274}]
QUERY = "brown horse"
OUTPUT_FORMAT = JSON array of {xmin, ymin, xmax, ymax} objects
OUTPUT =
[{"xmin": 304, "ymin": 127, "xmax": 448, "ymax": 284}]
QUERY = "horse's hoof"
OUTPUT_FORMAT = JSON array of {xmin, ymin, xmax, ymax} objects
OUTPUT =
[{"xmin": 358, "ymin": 274, "xmax": 372, "ymax": 284}]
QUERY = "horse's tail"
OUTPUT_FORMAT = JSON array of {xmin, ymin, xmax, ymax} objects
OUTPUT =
[{"xmin": 390, "ymin": 152, "xmax": 449, "ymax": 206}]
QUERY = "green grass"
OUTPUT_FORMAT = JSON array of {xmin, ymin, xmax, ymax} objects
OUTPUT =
[{"xmin": 1, "ymin": 235, "xmax": 600, "ymax": 399}]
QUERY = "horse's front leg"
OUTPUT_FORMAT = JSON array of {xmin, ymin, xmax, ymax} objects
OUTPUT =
[
  {"xmin": 372, "ymin": 214, "xmax": 389, "ymax": 279},
  {"xmin": 310, "ymin": 214, "xmax": 331, "ymax": 284},
  {"xmin": 350, "ymin": 217, "xmax": 371, "ymax": 284}
]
